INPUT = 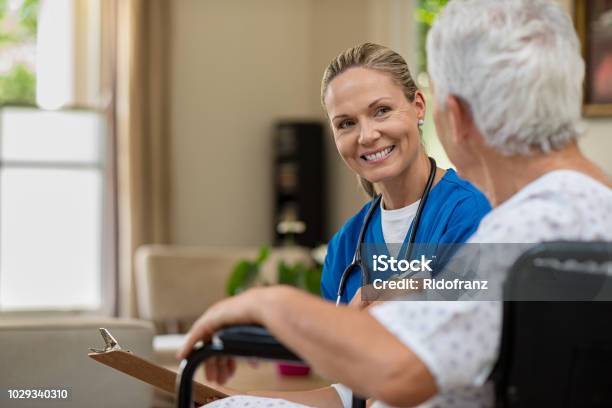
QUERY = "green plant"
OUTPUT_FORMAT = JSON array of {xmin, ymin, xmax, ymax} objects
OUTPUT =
[
  {"xmin": 226, "ymin": 246, "xmax": 323, "ymax": 297},
  {"xmin": 19, "ymin": 0, "xmax": 39, "ymax": 36},
  {"xmin": 0, "ymin": 63, "xmax": 36, "ymax": 105},
  {"xmin": 0, "ymin": 0, "xmax": 39, "ymax": 45},
  {"xmin": 0, "ymin": 0, "xmax": 39, "ymax": 104},
  {"xmin": 415, "ymin": 0, "xmax": 449, "ymax": 74},
  {"xmin": 0, "ymin": 0, "xmax": 7, "ymax": 20},
  {"xmin": 226, "ymin": 246, "xmax": 269, "ymax": 296},
  {"xmin": 277, "ymin": 261, "xmax": 322, "ymax": 296}
]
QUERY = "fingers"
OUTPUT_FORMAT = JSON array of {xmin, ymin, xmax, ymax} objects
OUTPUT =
[
  {"xmin": 177, "ymin": 304, "xmax": 223, "ymax": 359},
  {"xmin": 358, "ymin": 299, "xmax": 373, "ymax": 310},
  {"xmin": 204, "ymin": 356, "xmax": 236, "ymax": 384},
  {"xmin": 216, "ymin": 357, "xmax": 228, "ymax": 384},
  {"xmin": 348, "ymin": 287, "xmax": 373, "ymax": 310},
  {"xmin": 227, "ymin": 357, "xmax": 237, "ymax": 377},
  {"xmin": 348, "ymin": 288, "xmax": 362, "ymax": 309},
  {"xmin": 177, "ymin": 317, "xmax": 212, "ymax": 359},
  {"xmin": 246, "ymin": 358, "xmax": 259, "ymax": 368},
  {"xmin": 177, "ymin": 288, "xmax": 266, "ymax": 360},
  {"xmin": 218, "ymin": 356, "xmax": 235, "ymax": 384},
  {"xmin": 205, "ymin": 358, "xmax": 217, "ymax": 382}
]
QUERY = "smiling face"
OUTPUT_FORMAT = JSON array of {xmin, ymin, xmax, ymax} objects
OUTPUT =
[{"xmin": 324, "ymin": 67, "xmax": 425, "ymax": 186}]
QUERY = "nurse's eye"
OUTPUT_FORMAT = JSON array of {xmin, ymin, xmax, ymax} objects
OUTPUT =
[
  {"xmin": 338, "ymin": 119, "xmax": 355, "ymax": 129},
  {"xmin": 374, "ymin": 106, "xmax": 391, "ymax": 117}
]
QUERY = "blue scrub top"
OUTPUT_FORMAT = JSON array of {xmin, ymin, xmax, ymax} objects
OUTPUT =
[{"xmin": 321, "ymin": 169, "xmax": 491, "ymax": 303}]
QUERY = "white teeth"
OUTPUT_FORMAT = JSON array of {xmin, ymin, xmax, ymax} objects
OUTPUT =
[{"xmin": 365, "ymin": 147, "xmax": 392, "ymax": 161}]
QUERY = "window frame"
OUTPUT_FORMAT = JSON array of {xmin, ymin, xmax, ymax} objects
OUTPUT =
[{"xmin": 0, "ymin": 105, "xmax": 116, "ymax": 316}]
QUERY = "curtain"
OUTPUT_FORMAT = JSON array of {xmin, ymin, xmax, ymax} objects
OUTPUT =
[{"xmin": 112, "ymin": 0, "xmax": 172, "ymax": 317}]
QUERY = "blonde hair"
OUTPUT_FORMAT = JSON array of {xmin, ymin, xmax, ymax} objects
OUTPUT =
[{"xmin": 321, "ymin": 42, "xmax": 419, "ymax": 198}]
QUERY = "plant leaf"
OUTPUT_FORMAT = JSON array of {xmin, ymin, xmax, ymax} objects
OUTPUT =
[
  {"xmin": 278, "ymin": 260, "xmax": 299, "ymax": 287},
  {"xmin": 303, "ymin": 266, "xmax": 323, "ymax": 296},
  {"xmin": 226, "ymin": 260, "xmax": 259, "ymax": 296},
  {"xmin": 256, "ymin": 245, "xmax": 269, "ymax": 265},
  {"xmin": 0, "ymin": 64, "xmax": 36, "ymax": 105}
]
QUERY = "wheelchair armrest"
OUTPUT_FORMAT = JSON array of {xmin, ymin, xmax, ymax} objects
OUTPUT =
[
  {"xmin": 176, "ymin": 325, "xmax": 366, "ymax": 408},
  {"xmin": 213, "ymin": 325, "xmax": 302, "ymax": 361},
  {"xmin": 176, "ymin": 325, "xmax": 302, "ymax": 408}
]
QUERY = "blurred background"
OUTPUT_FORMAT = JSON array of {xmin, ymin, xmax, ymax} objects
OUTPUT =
[
  {"xmin": 1, "ymin": 1, "xmax": 611, "ymax": 406},
  {"xmin": 0, "ymin": 0, "xmax": 610, "ymax": 317}
]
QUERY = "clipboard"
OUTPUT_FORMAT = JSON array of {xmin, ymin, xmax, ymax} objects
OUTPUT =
[{"xmin": 88, "ymin": 328, "xmax": 227, "ymax": 404}]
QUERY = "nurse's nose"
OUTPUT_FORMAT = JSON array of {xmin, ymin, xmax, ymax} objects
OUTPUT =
[{"xmin": 358, "ymin": 120, "xmax": 381, "ymax": 146}]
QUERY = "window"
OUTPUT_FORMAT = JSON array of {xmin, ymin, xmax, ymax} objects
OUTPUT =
[
  {"xmin": 0, "ymin": 0, "xmax": 112, "ymax": 312},
  {"xmin": 415, "ymin": 0, "xmax": 453, "ymax": 169},
  {"xmin": 415, "ymin": 0, "xmax": 448, "ymax": 76}
]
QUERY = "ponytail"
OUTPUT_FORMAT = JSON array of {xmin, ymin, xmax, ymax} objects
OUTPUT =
[{"xmin": 358, "ymin": 176, "xmax": 377, "ymax": 198}]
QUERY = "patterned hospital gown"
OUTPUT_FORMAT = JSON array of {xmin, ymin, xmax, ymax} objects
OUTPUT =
[{"xmin": 205, "ymin": 170, "xmax": 612, "ymax": 408}]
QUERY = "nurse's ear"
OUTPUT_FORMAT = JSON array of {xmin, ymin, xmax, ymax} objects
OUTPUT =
[{"xmin": 413, "ymin": 90, "xmax": 426, "ymax": 121}]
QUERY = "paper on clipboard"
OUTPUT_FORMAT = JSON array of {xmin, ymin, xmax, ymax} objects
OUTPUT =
[{"xmin": 88, "ymin": 328, "xmax": 227, "ymax": 405}]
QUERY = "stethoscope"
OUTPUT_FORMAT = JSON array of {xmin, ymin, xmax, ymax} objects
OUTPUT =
[{"xmin": 335, "ymin": 156, "xmax": 437, "ymax": 305}]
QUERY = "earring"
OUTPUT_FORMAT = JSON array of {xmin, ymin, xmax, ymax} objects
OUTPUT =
[{"xmin": 418, "ymin": 118, "xmax": 424, "ymax": 127}]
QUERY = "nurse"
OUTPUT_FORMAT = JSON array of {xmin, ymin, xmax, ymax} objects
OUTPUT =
[{"xmin": 320, "ymin": 43, "xmax": 491, "ymax": 303}]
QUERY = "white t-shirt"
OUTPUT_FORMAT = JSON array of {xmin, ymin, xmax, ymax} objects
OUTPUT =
[
  {"xmin": 381, "ymin": 199, "xmax": 419, "ymax": 258},
  {"xmin": 205, "ymin": 170, "xmax": 612, "ymax": 408},
  {"xmin": 380, "ymin": 198, "xmax": 419, "ymax": 245}
]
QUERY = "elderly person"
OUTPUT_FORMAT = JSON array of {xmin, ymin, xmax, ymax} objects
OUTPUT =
[{"xmin": 178, "ymin": 0, "xmax": 612, "ymax": 407}]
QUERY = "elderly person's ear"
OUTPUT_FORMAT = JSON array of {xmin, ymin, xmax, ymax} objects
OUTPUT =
[{"xmin": 446, "ymin": 95, "xmax": 477, "ymax": 145}]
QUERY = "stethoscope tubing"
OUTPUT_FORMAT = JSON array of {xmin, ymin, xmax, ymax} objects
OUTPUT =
[{"xmin": 335, "ymin": 157, "xmax": 437, "ymax": 305}]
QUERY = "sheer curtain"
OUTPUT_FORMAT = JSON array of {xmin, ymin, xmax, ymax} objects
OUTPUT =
[{"xmin": 110, "ymin": 0, "xmax": 172, "ymax": 317}]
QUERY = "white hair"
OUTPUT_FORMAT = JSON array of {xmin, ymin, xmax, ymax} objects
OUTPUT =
[{"xmin": 427, "ymin": 0, "xmax": 585, "ymax": 155}]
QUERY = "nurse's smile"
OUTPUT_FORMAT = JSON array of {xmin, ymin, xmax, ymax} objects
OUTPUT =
[{"xmin": 361, "ymin": 145, "xmax": 395, "ymax": 163}]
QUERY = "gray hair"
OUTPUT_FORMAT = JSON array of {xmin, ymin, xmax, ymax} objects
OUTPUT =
[{"xmin": 427, "ymin": 0, "xmax": 585, "ymax": 155}]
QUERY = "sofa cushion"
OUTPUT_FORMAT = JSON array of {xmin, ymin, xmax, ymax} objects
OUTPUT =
[{"xmin": 0, "ymin": 318, "xmax": 154, "ymax": 408}]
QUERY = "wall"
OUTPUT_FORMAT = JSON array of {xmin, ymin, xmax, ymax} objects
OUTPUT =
[
  {"xmin": 580, "ymin": 120, "xmax": 612, "ymax": 172},
  {"xmin": 170, "ymin": 0, "xmax": 612, "ymax": 248},
  {"xmin": 170, "ymin": 0, "xmax": 404, "ymax": 246},
  {"xmin": 171, "ymin": 0, "xmax": 315, "ymax": 246},
  {"xmin": 555, "ymin": 0, "xmax": 612, "ymax": 175}
]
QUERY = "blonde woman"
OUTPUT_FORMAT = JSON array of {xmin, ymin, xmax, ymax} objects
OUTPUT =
[{"xmin": 318, "ymin": 43, "xmax": 490, "ymax": 304}]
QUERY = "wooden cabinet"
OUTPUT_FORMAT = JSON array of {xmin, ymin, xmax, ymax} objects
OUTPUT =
[{"xmin": 273, "ymin": 121, "xmax": 326, "ymax": 247}]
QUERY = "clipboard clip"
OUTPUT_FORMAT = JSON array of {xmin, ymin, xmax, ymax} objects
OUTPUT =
[{"xmin": 89, "ymin": 328, "xmax": 124, "ymax": 353}]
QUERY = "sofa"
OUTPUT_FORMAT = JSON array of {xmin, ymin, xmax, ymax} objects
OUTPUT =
[{"xmin": 0, "ymin": 318, "xmax": 154, "ymax": 408}]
